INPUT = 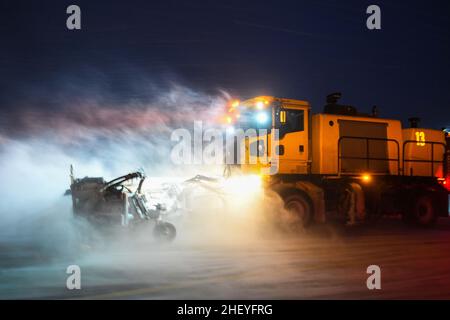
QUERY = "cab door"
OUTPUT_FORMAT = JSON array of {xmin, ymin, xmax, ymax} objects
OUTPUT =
[{"xmin": 276, "ymin": 106, "xmax": 309, "ymax": 174}]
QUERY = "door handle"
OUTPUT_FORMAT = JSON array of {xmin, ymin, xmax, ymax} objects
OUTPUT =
[{"xmin": 299, "ymin": 145, "xmax": 304, "ymax": 152}]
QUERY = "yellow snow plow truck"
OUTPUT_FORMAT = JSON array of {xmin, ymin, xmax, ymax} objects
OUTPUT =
[{"xmin": 225, "ymin": 93, "xmax": 449, "ymax": 228}]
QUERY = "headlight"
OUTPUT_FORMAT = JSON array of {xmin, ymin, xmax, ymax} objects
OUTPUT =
[
  {"xmin": 222, "ymin": 175, "xmax": 262, "ymax": 194},
  {"xmin": 256, "ymin": 112, "xmax": 269, "ymax": 124}
]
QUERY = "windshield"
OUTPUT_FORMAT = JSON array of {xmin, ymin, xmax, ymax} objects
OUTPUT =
[{"xmin": 236, "ymin": 107, "xmax": 273, "ymax": 131}]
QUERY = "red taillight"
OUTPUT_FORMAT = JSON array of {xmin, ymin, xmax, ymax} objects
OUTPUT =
[{"xmin": 443, "ymin": 178, "xmax": 450, "ymax": 192}]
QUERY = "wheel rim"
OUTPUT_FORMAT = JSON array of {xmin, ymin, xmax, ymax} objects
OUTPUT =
[
  {"xmin": 415, "ymin": 197, "xmax": 433, "ymax": 223},
  {"xmin": 161, "ymin": 226, "xmax": 172, "ymax": 236},
  {"xmin": 286, "ymin": 200, "xmax": 308, "ymax": 225}
]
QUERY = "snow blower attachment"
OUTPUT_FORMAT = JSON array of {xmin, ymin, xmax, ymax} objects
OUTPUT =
[{"xmin": 67, "ymin": 167, "xmax": 176, "ymax": 242}]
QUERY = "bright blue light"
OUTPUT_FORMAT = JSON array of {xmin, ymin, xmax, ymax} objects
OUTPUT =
[{"xmin": 256, "ymin": 112, "xmax": 269, "ymax": 124}]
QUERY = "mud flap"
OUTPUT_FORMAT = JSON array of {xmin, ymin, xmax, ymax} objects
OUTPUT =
[{"xmin": 347, "ymin": 182, "xmax": 366, "ymax": 225}]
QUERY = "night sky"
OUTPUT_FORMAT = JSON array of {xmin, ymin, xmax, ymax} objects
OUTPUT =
[{"xmin": 1, "ymin": 0, "xmax": 449, "ymax": 133}]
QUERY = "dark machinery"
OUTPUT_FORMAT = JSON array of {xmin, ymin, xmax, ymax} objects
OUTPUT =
[{"xmin": 68, "ymin": 168, "xmax": 176, "ymax": 242}]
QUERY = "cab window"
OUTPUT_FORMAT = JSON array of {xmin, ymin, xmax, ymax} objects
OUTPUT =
[
  {"xmin": 286, "ymin": 109, "xmax": 304, "ymax": 132},
  {"xmin": 278, "ymin": 109, "xmax": 304, "ymax": 137}
]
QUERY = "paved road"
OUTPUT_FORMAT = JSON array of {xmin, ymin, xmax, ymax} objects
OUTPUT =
[{"xmin": 1, "ymin": 215, "xmax": 450, "ymax": 300}]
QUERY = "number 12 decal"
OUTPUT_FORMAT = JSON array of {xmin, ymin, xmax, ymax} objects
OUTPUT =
[{"xmin": 415, "ymin": 131, "xmax": 426, "ymax": 147}]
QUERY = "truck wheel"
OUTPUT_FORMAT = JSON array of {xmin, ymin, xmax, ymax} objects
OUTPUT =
[
  {"xmin": 153, "ymin": 222, "xmax": 176, "ymax": 242},
  {"xmin": 410, "ymin": 193, "xmax": 437, "ymax": 227},
  {"xmin": 283, "ymin": 194, "xmax": 312, "ymax": 229}
]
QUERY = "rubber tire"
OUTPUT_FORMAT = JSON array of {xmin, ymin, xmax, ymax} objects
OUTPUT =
[
  {"xmin": 283, "ymin": 193, "xmax": 313, "ymax": 230},
  {"xmin": 153, "ymin": 222, "xmax": 177, "ymax": 242},
  {"xmin": 409, "ymin": 193, "xmax": 437, "ymax": 228}
]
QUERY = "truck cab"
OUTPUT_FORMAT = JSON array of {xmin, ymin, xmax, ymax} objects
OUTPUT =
[{"xmin": 228, "ymin": 96, "xmax": 310, "ymax": 175}]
